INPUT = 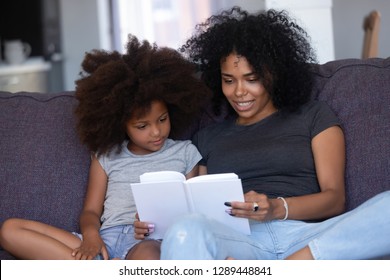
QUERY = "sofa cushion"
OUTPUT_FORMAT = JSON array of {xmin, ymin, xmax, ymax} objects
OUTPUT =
[
  {"xmin": 0, "ymin": 91, "xmax": 90, "ymax": 238},
  {"xmin": 310, "ymin": 58, "xmax": 390, "ymax": 211}
]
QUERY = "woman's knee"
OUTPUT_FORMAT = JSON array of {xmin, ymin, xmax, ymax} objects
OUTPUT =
[
  {"xmin": 161, "ymin": 214, "xmax": 223, "ymax": 259},
  {"xmin": 163, "ymin": 214, "xmax": 213, "ymax": 245}
]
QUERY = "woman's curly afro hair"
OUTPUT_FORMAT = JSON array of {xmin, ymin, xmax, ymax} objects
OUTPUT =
[
  {"xmin": 180, "ymin": 6, "xmax": 317, "ymax": 115},
  {"xmin": 75, "ymin": 35, "xmax": 212, "ymax": 155}
]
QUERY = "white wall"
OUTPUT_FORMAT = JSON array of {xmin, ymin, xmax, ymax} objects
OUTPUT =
[
  {"xmin": 217, "ymin": 0, "xmax": 335, "ymax": 63},
  {"xmin": 263, "ymin": 0, "xmax": 335, "ymax": 63},
  {"xmin": 59, "ymin": 0, "xmax": 111, "ymax": 91},
  {"xmin": 332, "ymin": 0, "xmax": 390, "ymax": 60},
  {"xmin": 58, "ymin": 0, "xmax": 389, "ymax": 91}
]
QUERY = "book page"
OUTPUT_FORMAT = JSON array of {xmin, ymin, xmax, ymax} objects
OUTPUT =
[
  {"xmin": 131, "ymin": 180, "xmax": 190, "ymax": 239},
  {"xmin": 186, "ymin": 173, "xmax": 238, "ymax": 183},
  {"xmin": 140, "ymin": 170, "xmax": 186, "ymax": 183},
  {"xmin": 187, "ymin": 178, "xmax": 251, "ymax": 235}
]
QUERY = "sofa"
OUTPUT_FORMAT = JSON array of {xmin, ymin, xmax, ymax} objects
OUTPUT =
[{"xmin": 0, "ymin": 57, "xmax": 389, "ymax": 259}]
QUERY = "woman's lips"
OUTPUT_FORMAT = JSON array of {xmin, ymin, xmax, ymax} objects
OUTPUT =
[{"xmin": 234, "ymin": 100, "xmax": 254, "ymax": 111}]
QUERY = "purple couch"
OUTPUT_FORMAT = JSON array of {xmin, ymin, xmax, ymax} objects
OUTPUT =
[{"xmin": 0, "ymin": 58, "xmax": 389, "ymax": 259}]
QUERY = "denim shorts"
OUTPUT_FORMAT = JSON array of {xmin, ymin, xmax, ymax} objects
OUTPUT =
[{"xmin": 73, "ymin": 224, "xmax": 140, "ymax": 260}]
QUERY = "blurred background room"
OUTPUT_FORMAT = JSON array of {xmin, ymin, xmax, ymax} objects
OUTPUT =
[{"xmin": 0, "ymin": 0, "xmax": 389, "ymax": 93}]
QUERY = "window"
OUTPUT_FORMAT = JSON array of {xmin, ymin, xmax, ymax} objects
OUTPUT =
[{"xmin": 111, "ymin": 0, "xmax": 226, "ymax": 52}]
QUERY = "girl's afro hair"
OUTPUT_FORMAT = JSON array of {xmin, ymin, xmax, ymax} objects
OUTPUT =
[{"xmin": 75, "ymin": 35, "xmax": 212, "ymax": 155}]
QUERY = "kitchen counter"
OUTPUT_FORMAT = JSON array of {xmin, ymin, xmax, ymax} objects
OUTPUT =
[
  {"xmin": 0, "ymin": 57, "xmax": 51, "ymax": 93},
  {"xmin": 0, "ymin": 57, "xmax": 51, "ymax": 75}
]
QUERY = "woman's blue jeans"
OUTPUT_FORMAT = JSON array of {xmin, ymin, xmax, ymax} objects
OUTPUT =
[{"xmin": 160, "ymin": 191, "xmax": 390, "ymax": 260}]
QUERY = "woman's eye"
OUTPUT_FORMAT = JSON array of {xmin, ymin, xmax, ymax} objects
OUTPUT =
[
  {"xmin": 248, "ymin": 77, "xmax": 259, "ymax": 83},
  {"xmin": 223, "ymin": 79, "xmax": 233, "ymax": 84},
  {"xmin": 136, "ymin": 125, "xmax": 146, "ymax": 130}
]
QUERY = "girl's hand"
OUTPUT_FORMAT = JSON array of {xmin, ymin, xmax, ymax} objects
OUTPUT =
[
  {"xmin": 226, "ymin": 191, "xmax": 275, "ymax": 221},
  {"xmin": 71, "ymin": 233, "xmax": 109, "ymax": 260},
  {"xmin": 133, "ymin": 212, "xmax": 155, "ymax": 240}
]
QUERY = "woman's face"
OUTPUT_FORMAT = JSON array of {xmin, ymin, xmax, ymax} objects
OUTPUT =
[
  {"xmin": 125, "ymin": 100, "xmax": 171, "ymax": 155},
  {"xmin": 220, "ymin": 53, "xmax": 277, "ymax": 125}
]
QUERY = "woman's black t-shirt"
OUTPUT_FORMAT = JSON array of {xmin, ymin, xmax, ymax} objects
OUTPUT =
[{"xmin": 193, "ymin": 101, "xmax": 341, "ymax": 198}]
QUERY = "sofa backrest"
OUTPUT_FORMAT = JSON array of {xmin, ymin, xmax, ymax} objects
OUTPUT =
[
  {"xmin": 310, "ymin": 58, "xmax": 390, "ymax": 211},
  {"xmin": 0, "ymin": 91, "xmax": 90, "ymax": 233},
  {"xmin": 0, "ymin": 58, "xmax": 388, "ymax": 241}
]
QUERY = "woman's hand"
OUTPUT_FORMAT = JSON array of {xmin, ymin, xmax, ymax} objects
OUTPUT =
[
  {"xmin": 226, "ymin": 191, "xmax": 279, "ymax": 221},
  {"xmin": 133, "ymin": 212, "xmax": 155, "ymax": 240},
  {"xmin": 71, "ymin": 232, "xmax": 108, "ymax": 260}
]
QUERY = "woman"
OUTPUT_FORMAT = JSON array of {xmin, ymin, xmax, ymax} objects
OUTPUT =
[{"xmin": 159, "ymin": 7, "xmax": 390, "ymax": 260}]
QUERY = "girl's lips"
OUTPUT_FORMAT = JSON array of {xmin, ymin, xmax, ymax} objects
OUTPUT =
[{"xmin": 151, "ymin": 138, "xmax": 164, "ymax": 146}]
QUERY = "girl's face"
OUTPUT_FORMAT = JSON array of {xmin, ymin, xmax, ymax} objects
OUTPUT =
[
  {"xmin": 220, "ymin": 53, "xmax": 277, "ymax": 125},
  {"xmin": 126, "ymin": 100, "xmax": 171, "ymax": 155}
]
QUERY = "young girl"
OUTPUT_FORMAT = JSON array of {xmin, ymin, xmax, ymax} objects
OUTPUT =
[{"xmin": 0, "ymin": 35, "xmax": 211, "ymax": 260}]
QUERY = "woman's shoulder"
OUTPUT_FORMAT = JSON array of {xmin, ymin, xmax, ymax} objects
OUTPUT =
[
  {"xmin": 191, "ymin": 119, "xmax": 233, "ymax": 148},
  {"xmin": 297, "ymin": 100, "xmax": 337, "ymax": 119},
  {"xmin": 299, "ymin": 100, "xmax": 341, "ymax": 136},
  {"xmin": 198, "ymin": 119, "xmax": 232, "ymax": 135},
  {"xmin": 301, "ymin": 100, "xmax": 332, "ymax": 112}
]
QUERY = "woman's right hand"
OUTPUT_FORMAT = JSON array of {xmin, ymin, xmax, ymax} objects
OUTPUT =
[
  {"xmin": 227, "ymin": 191, "xmax": 280, "ymax": 221},
  {"xmin": 133, "ymin": 212, "xmax": 155, "ymax": 240}
]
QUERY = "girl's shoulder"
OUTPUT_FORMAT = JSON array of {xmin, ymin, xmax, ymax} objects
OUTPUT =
[{"xmin": 165, "ymin": 138, "xmax": 197, "ymax": 151}]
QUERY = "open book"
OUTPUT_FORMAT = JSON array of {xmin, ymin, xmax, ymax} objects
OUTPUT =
[{"xmin": 130, "ymin": 171, "xmax": 251, "ymax": 239}]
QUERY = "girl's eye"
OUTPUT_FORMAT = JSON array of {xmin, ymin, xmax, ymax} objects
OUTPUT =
[
  {"xmin": 159, "ymin": 114, "xmax": 169, "ymax": 122},
  {"xmin": 136, "ymin": 124, "xmax": 147, "ymax": 130}
]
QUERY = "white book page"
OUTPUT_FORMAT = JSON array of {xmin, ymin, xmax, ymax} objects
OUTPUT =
[
  {"xmin": 131, "ymin": 180, "xmax": 190, "ymax": 239},
  {"xmin": 186, "ymin": 173, "xmax": 238, "ymax": 183},
  {"xmin": 188, "ymin": 178, "xmax": 251, "ymax": 235},
  {"xmin": 139, "ymin": 171, "xmax": 186, "ymax": 183}
]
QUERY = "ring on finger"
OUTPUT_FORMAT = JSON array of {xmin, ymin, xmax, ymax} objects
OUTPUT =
[{"xmin": 252, "ymin": 202, "xmax": 259, "ymax": 212}]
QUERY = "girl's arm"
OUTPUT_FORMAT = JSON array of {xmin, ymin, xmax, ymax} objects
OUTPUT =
[
  {"xmin": 198, "ymin": 165, "xmax": 208, "ymax": 176},
  {"xmin": 185, "ymin": 165, "xmax": 200, "ymax": 179},
  {"xmin": 72, "ymin": 155, "xmax": 109, "ymax": 259}
]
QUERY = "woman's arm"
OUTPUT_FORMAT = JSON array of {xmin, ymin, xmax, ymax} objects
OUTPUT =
[
  {"xmin": 230, "ymin": 126, "xmax": 346, "ymax": 221},
  {"xmin": 72, "ymin": 155, "xmax": 109, "ymax": 259},
  {"xmin": 285, "ymin": 125, "xmax": 346, "ymax": 220}
]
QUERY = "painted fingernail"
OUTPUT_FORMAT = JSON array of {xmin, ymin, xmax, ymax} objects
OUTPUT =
[
  {"xmin": 225, "ymin": 209, "xmax": 235, "ymax": 216},
  {"xmin": 224, "ymin": 202, "xmax": 232, "ymax": 207},
  {"xmin": 148, "ymin": 224, "xmax": 155, "ymax": 233},
  {"xmin": 144, "ymin": 233, "xmax": 149, "ymax": 237}
]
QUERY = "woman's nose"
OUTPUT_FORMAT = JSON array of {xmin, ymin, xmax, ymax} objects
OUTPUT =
[{"xmin": 235, "ymin": 82, "xmax": 247, "ymax": 97}]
